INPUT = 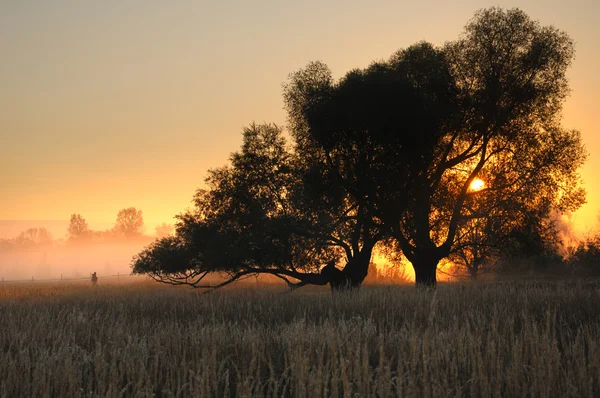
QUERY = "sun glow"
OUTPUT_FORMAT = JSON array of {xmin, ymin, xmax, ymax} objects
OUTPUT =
[{"xmin": 469, "ymin": 178, "xmax": 485, "ymax": 192}]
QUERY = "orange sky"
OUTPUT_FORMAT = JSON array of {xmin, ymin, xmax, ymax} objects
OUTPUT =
[{"xmin": 1, "ymin": 0, "xmax": 599, "ymax": 236}]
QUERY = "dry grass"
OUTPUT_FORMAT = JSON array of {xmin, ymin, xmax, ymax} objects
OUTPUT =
[{"xmin": 0, "ymin": 279, "xmax": 599, "ymax": 397}]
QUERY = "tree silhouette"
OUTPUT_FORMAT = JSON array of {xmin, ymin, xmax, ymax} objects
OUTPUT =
[
  {"xmin": 133, "ymin": 7, "xmax": 586, "ymax": 289},
  {"xmin": 115, "ymin": 207, "xmax": 144, "ymax": 238},
  {"xmin": 285, "ymin": 7, "xmax": 585, "ymax": 286},
  {"xmin": 134, "ymin": 124, "xmax": 343, "ymax": 289}
]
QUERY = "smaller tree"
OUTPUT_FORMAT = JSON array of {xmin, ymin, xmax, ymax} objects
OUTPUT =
[
  {"xmin": 115, "ymin": 207, "xmax": 144, "ymax": 238},
  {"xmin": 450, "ymin": 212, "xmax": 565, "ymax": 280},
  {"xmin": 67, "ymin": 214, "xmax": 89, "ymax": 241},
  {"xmin": 449, "ymin": 217, "xmax": 500, "ymax": 281},
  {"xmin": 494, "ymin": 217, "xmax": 565, "ymax": 276}
]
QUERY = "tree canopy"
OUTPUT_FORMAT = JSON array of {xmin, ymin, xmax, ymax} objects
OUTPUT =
[{"xmin": 133, "ymin": 7, "xmax": 586, "ymax": 289}]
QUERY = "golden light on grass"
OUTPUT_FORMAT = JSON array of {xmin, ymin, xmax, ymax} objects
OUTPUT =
[{"xmin": 470, "ymin": 178, "xmax": 485, "ymax": 192}]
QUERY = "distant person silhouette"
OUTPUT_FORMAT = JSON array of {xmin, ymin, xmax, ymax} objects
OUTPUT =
[{"xmin": 91, "ymin": 272, "xmax": 98, "ymax": 285}]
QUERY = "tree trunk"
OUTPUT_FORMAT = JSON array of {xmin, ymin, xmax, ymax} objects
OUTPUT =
[
  {"xmin": 412, "ymin": 255, "xmax": 439, "ymax": 288},
  {"xmin": 327, "ymin": 245, "xmax": 373, "ymax": 292},
  {"xmin": 469, "ymin": 268, "xmax": 478, "ymax": 282}
]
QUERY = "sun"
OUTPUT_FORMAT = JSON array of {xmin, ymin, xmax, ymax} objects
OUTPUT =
[{"xmin": 470, "ymin": 178, "xmax": 485, "ymax": 191}]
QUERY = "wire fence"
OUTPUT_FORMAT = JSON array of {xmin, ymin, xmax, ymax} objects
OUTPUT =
[{"xmin": 0, "ymin": 272, "xmax": 139, "ymax": 285}]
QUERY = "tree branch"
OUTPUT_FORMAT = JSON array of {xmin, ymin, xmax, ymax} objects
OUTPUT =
[{"xmin": 441, "ymin": 137, "xmax": 490, "ymax": 254}]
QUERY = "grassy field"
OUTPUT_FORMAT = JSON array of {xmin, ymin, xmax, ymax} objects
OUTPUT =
[{"xmin": 0, "ymin": 279, "xmax": 599, "ymax": 397}]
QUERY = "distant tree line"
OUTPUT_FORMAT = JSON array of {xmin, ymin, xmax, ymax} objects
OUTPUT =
[
  {"xmin": 0, "ymin": 208, "xmax": 173, "ymax": 251},
  {"xmin": 66, "ymin": 208, "xmax": 148, "ymax": 243},
  {"xmin": 126, "ymin": 8, "xmax": 588, "ymax": 289},
  {"xmin": 0, "ymin": 227, "xmax": 54, "ymax": 249}
]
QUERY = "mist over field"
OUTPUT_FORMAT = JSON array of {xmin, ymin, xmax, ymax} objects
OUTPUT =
[
  {"xmin": 0, "ymin": 221, "xmax": 127, "ymax": 281},
  {"xmin": 0, "ymin": 211, "xmax": 174, "ymax": 281},
  {"xmin": 0, "ymin": 241, "xmax": 149, "ymax": 281}
]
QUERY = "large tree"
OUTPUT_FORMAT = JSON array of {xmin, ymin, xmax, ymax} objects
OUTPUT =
[
  {"xmin": 284, "ymin": 7, "xmax": 585, "ymax": 286},
  {"xmin": 395, "ymin": 7, "xmax": 584, "ymax": 285}
]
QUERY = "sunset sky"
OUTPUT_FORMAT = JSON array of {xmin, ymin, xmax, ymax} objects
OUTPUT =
[{"xmin": 1, "ymin": 0, "xmax": 599, "ymax": 237}]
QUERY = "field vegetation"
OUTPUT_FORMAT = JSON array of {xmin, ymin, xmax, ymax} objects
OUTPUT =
[{"xmin": 1, "ymin": 279, "xmax": 598, "ymax": 397}]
